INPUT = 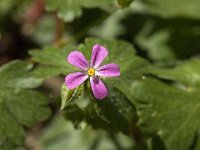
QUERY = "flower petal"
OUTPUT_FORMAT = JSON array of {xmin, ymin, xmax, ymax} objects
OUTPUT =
[
  {"xmin": 96, "ymin": 63, "xmax": 120, "ymax": 77},
  {"xmin": 67, "ymin": 51, "xmax": 89, "ymax": 70},
  {"xmin": 90, "ymin": 76, "xmax": 108, "ymax": 100},
  {"xmin": 90, "ymin": 44, "xmax": 108, "ymax": 69},
  {"xmin": 65, "ymin": 72, "xmax": 88, "ymax": 89}
]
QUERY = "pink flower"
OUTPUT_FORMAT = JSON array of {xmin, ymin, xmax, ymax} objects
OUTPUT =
[{"xmin": 65, "ymin": 44, "xmax": 120, "ymax": 100}]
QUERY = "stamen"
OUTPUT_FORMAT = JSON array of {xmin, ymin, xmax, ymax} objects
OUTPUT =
[{"xmin": 88, "ymin": 68, "xmax": 95, "ymax": 76}]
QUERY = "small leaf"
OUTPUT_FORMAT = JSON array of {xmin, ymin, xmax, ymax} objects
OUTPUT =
[{"xmin": 61, "ymin": 83, "xmax": 83, "ymax": 110}]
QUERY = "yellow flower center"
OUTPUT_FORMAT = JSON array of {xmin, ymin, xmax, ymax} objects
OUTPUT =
[{"xmin": 87, "ymin": 68, "xmax": 95, "ymax": 76}]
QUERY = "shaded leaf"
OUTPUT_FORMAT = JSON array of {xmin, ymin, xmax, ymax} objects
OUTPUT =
[
  {"xmin": 0, "ymin": 60, "xmax": 51, "ymax": 149},
  {"xmin": 150, "ymin": 58, "xmax": 200, "ymax": 88},
  {"xmin": 139, "ymin": 0, "xmax": 200, "ymax": 19},
  {"xmin": 96, "ymin": 88, "xmax": 137, "ymax": 134},
  {"xmin": 44, "ymin": 0, "xmax": 117, "ymax": 22},
  {"xmin": 133, "ymin": 78, "xmax": 200, "ymax": 150},
  {"xmin": 134, "ymin": 16, "xmax": 200, "ymax": 62}
]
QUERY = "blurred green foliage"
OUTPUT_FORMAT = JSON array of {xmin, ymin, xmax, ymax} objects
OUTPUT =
[{"xmin": 1, "ymin": 0, "xmax": 200, "ymax": 150}]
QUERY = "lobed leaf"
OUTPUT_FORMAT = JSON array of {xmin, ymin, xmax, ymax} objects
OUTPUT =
[
  {"xmin": 150, "ymin": 58, "xmax": 200, "ymax": 88},
  {"xmin": 0, "ymin": 60, "xmax": 51, "ymax": 149},
  {"xmin": 132, "ymin": 78, "xmax": 200, "ymax": 150},
  {"xmin": 79, "ymin": 38, "xmax": 151, "ymax": 99}
]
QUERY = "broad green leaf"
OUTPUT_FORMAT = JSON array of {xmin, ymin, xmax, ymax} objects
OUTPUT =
[
  {"xmin": 96, "ymin": 88, "xmax": 137, "ymax": 134},
  {"xmin": 0, "ymin": 60, "xmax": 51, "ymax": 149},
  {"xmin": 44, "ymin": 0, "xmax": 117, "ymax": 22},
  {"xmin": 0, "ymin": 60, "xmax": 42, "ymax": 92},
  {"xmin": 138, "ymin": 0, "xmax": 200, "ymax": 19},
  {"xmin": 150, "ymin": 58, "xmax": 200, "ymax": 88},
  {"xmin": 30, "ymin": 38, "xmax": 151, "ymax": 100},
  {"xmin": 29, "ymin": 45, "xmax": 76, "ymax": 78},
  {"xmin": 0, "ymin": 104, "xmax": 24, "ymax": 150},
  {"xmin": 132, "ymin": 78, "xmax": 200, "ymax": 150},
  {"xmin": 31, "ymin": 38, "xmax": 150, "ymax": 133},
  {"xmin": 79, "ymin": 38, "xmax": 151, "ymax": 99},
  {"xmin": 33, "ymin": 66, "xmax": 66, "ymax": 78}
]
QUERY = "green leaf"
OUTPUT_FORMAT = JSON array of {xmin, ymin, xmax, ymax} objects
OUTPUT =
[
  {"xmin": 139, "ymin": 0, "xmax": 200, "ymax": 19},
  {"xmin": 44, "ymin": 0, "xmax": 117, "ymax": 22},
  {"xmin": 31, "ymin": 38, "xmax": 149, "ymax": 133},
  {"xmin": 96, "ymin": 88, "xmax": 137, "ymax": 134},
  {"xmin": 37, "ymin": 38, "xmax": 151, "ymax": 136},
  {"xmin": 29, "ymin": 45, "xmax": 76, "ymax": 78},
  {"xmin": 30, "ymin": 38, "xmax": 151, "ymax": 100},
  {"xmin": 0, "ymin": 60, "xmax": 42, "ymax": 92},
  {"xmin": 133, "ymin": 78, "xmax": 200, "ymax": 150},
  {"xmin": 150, "ymin": 58, "xmax": 200, "ymax": 88},
  {"xmin": 79, "ymin": 38, "xmax": 151, "ymax": 99},
  {"xmin": 61, "ymin": 83, "xmax": 83, "ymax": 110},
  {"xmin": 0, "ymin": 60, "xmax": 51, "ymax": 149}
]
